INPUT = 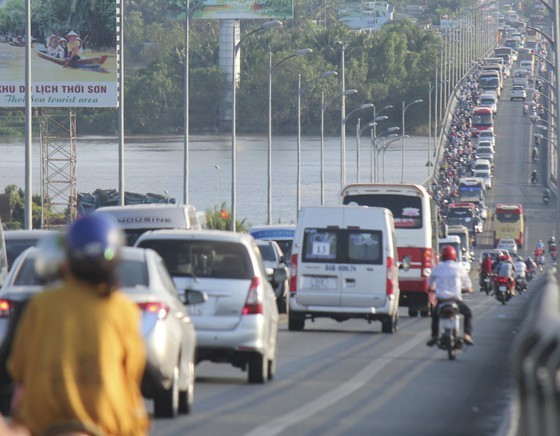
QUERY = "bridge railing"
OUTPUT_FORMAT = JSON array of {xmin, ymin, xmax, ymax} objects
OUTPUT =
[{"xmin": 508, "ymin": 268, "xmax": 560, "ymax": 436}]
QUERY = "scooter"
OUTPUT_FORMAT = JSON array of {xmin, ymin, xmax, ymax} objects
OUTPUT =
[
  {"xmin": 532, "ymin": 147, "xmax": 539, "ymax": 162},
  {"xmin": 436, "ymin": 300, "xmax": 466, "ymax": 360},
  {"xmin": 480, "ymin": 274, "xmax": 493, "ymax": 295},
  {"xmin": 495, "ymin": 276, "xmax": 513, "ymax": 305},
  {"xmin": 543, "ymin": 194, "xmax": 550, "ymax": 205},
  {"xmin": 523, "ymin": 104, "xmax": 529, "ymax": 115},
  {"xmin": 515, "ymin": 276, "xmax": 527, "ymax": 294},
  {"xmin": 531, "ymin": 171, "xmax": 539, "ymax": 184},
  {"xmin": 551, "ymin": 245, "xmax": 557, "ymax": 262}
]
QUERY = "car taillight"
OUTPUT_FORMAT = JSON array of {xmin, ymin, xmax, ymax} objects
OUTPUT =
[
  {"xmin": 242, "ymin": 277, "xmax": 263, "ymax": 315},
  {"xmin": 0, "ymin": 299, "xmax": 11, "ymax": 318},
  {"xmin": 289, "ymin": 254, "xmax": 298, "ymax": 293},
  {"xmin": 138, "ymin": 302, "xmax": 169, "ymax": 320},
  {"xmin": 422, "ymin": 249, "xmax": 433, "ymax": 277},
  {"xmin": 386, "ymin": 257, "xmax": 394, "ymax": 296}
]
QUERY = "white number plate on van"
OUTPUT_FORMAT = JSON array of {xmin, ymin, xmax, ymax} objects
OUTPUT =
[{"xmin": 308, "ymin": 277, "xmax": 336, "ymax": 289}]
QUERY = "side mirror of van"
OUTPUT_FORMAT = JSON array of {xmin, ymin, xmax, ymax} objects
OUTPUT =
[
  {"xmin": 183, "ymin": 289, "xmax": 208, "ymax": 306},
  {"xmin": 400, "ymin": 255, "xmax": 412, "ymax": 271},
  {"xmin": 273, "ymin": 267, "xmax": 287, "ymax": 283}
]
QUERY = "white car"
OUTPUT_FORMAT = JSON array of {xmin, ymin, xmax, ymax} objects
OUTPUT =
[
  {"xmin": 478, "ymin": 130, "xmax": 496, "ymax": 146},
  {"xmin": 497, "ymin": 238, "xmax": 518, "ymax": 256},
  {"xmin": 135, "ymin": 229, "xmax": 280, "ymax": 384},
  {"xmin": 473, "ymin": 169, "xmax": 492, "ymax": 189},
  {"xmin": 510, "ymin": 85, "xmax": 527, "ymax": 101}
]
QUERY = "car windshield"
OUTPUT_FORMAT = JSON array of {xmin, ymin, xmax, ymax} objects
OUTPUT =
[
  {"xmin": 137, "ymin": 239, "xmax": 253, "ymax": 279},
  {"xmin": 257, "ymin": 243, "xmax": 276, "ymax": 262},
  {"xmin": 13, "ymin": 256, "xmax": 149, "ymax": 288},
  {"xmin": 6, "ymin": 239, "xmax": 39, "ymax": 268}
]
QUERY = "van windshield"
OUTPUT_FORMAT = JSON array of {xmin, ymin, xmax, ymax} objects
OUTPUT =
[{"xmin": 302, "ymin": 228, "xmax": 383, "ymax": 265}]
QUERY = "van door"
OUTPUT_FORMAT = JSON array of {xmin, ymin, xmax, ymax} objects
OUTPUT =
[
  {"xmin": 339, "ymin": 228, "xmax": 386, "ymax": 308},
  {"xmin": 296, "ymin": 227, "xmax": 343, "ymax": 307}
]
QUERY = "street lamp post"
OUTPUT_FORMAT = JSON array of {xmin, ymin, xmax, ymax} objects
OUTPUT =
[
  {"xmin": 428, "ymin": 80, "xmax": 447, "ymax": 177},
  {"xmin": 374, "ymin": 128, "xmax": 399, "ymax": 181},
  {"xmin": 267, "ymin": 48, "xmax": 313, "ymax": 225},
  {"xmin": 401, "ymin": 99, "xmax": 423, "ymax": 183},
  {"xmin": 369, "ymin": 105, "xmax": 393, "ymax": 182},
  {"xmin": 297, "ymin": 70, "xmax": 337, "ymax": 215},
  {"xmin": 336, "ymin": 40, "xmax": 349, "ymax": 188},
  {"xmin": 381, "ymin": 135, "xmax": 407, "ymax": 182},
  {"xmin": 183, "ymin": 0, "xmax": 205, "ymax": 206},
  {"xmin": 214, "ymin": 164, "xmax": 222, "ymax": 201},
  {"xmin": 321, "ymin": 89, "xmax": 356, "ymax": 204},
  {"xmin": 231, "ymin": 20, "xmax": 282, "ymax": 232},
  {"xmin": 356, "ymin": 119, "xmax": 378, "ymax": 182}
]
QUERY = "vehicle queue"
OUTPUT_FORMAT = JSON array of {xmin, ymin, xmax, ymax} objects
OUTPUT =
[{"xmin": 0, "ymin": 20, "xmax": 555, "ymax": 433}]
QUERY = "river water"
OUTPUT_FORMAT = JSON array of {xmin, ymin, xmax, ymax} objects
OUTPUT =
[{"xmin": 0, "ymin": 134, "xmax": 433, "ymax": 226}]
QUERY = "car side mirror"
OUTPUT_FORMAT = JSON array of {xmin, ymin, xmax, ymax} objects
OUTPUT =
[
  {"xmin": 400, "ymin": 255, "xmax": 412, "ymax": 271},
  {"xmin": 183, "ymin": 289, "xmax": 208, "ymax": 305}
]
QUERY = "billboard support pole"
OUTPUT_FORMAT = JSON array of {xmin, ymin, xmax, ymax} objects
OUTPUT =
[
  {"xmin": 24, "ymin": 0, "xmax": 32, "ymax": 229},
  {"xmin": 118, "ymin": 0, "xmax": 125, "ymax": 206}
]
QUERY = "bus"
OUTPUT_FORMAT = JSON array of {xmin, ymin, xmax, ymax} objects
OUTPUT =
[
  {"xmin": 471, "ymin": 107, "xmax": 494, "ymax": 136},
  {"xmin": 341, "ymin": 183, "xmax": 439, "ymax": 317},
  {"xmin": 493, "ymin": 204, "xmax": 525, "ymax": 248}
]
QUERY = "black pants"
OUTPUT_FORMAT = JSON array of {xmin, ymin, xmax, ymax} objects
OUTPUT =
[{"xmin": 431, "ymin": 300, "xmax": 472, "ymax": 337}]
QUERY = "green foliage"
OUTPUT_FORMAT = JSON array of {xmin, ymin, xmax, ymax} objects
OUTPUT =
[
  {"xmin": 3, "ymin": 184, "xmax": 50, "ymax": 229},
  {"xmin": 205, "ymin": 202, "xmax": 249, "ymax": 232}
]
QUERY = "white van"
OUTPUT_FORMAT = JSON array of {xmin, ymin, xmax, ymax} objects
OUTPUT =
[
  {"xmin": 94, "ymin": 204, "xmax": 205, "ymax": 246},
  {"xmin": 519, "ymin": 59, "xmax": 534, "ymax": 75},
  {"xmin": 472, "ymin": 159, "xmax": 492, "ymax": 174},
  {"xmin": 288, "ymin": 206, "xmax": 400, "ymax": 333},
  {"xmin": 479, "ymin": 92, "xmax": 498, "ymax": 114}
]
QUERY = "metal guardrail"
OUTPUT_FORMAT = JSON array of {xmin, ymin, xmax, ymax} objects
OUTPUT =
[{"xmin": 507, "ymin": 269, "xmax": 560, "ymax": 436}]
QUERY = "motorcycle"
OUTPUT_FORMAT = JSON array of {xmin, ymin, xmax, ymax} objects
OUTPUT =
[
  {"xmin": 495, "ymin": 276, "xmax": 513, "ymax": 305},
  {"xmin": 536, "ymin": 254, "xmax": 546, "ymax": 270},
  {"xmin": 480, "ymin": 274, "xmax": 493, "ymax": 295},
  {"xmin": 523, "ymin": 104, "xmax": 529, "ymax": 115},
  {"xmin": 543, "ymin": 194, "xmax": 550, "ymax": 205},
  {"xmin": 551, "ymin": 245, "xmax": 557, "ymax": 262},
  {"xmin": 531, "ymin": 171, "xmax": 539, "ymax": 184},
  {"xmin": 532, "ymin": 147, "xmax": 539, "ymax": 162},
  {"xmin": 436, "ymin": 300, "xmax": 466, "ymax": 360},
  {"xmin": 515, "ymin": 276, "xmax": 527, "ymax": 294}
]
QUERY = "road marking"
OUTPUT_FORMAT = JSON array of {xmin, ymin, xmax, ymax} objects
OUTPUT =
[{"xmin": 244, "ymin": 332, "xmax": 426, "ymax": 436}]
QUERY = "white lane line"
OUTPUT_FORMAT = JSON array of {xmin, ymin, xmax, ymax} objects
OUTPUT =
[{"xmin": 244, "ymin": 332, "xmax": 427, "ymax": 436}]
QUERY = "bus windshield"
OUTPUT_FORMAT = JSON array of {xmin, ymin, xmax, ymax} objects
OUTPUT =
[
  {"xmin": 343, "ymin": 194, "xmax": 422, "ymax": 229},
  {"xmin": 495, "ymin": 212, "xmax": 521, "ymax": 223},
  {"xmin": 458, "ymin": 185, "xmax": 484, "ymax": 202},
  {"xmin": 472, "ymin": 112, "xmax": 493, "ymax": 126}
]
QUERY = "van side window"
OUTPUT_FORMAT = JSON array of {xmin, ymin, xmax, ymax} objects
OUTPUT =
[{"xmin": 302, "ymin": 228, "xmax": 383, "ymax": 265}]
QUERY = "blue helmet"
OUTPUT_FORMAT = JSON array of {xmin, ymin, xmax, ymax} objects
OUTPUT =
[{"xmin": 66, "ymin": 214, "xmax": 124, "ymax": 288}]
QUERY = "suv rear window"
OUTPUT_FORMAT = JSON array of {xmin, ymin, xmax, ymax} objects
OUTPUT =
[
  {"xmin": 137, "ymin": 239, "xmax": 253, "ymax": 279},
  {"xmin": 302, "ymin": 228, "xmax": 383, "ymax": 265}
]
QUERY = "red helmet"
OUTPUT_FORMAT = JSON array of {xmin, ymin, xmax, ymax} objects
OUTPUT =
[{"xmin": 441, "ymin": 245, "xmax": 457, "ymax": 261}]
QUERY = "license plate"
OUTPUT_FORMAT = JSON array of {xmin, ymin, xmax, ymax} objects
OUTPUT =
[
  {"xmin": 441, "ymin": 318, "xmax": 456, "ymax": 329},
  {"xmin": 484, "ymin": 278, "xmax": 491, "ymax": 283},
  {"xmin": 310, "ymin": 277, "xmax": 335, "ymax": 289},
  {"xmin": 499, "ymin": 285, "xmax": 506, "ymax": 291}
]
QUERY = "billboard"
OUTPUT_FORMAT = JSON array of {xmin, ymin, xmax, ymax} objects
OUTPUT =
[
  {"xmin": 0, "ymin": 0, "xmax": 118, "ymax": 108},
  {"xmin": 192, "ymin": 0, "xmax": 293, "ymax": 20}
]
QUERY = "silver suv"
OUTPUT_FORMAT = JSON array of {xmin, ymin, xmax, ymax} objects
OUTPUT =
[{"xmin": 135, "ymin": 229, "xmax": 279, "ymax": 384}]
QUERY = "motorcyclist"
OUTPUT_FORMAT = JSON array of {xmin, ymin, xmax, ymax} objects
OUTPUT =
[
  {"xmin": 426, "ymin": 246, "xmax": 474, "ymax": 347},
  {"xmin": 532, "ymin": 146, "xmax": 539, "ymax": 162},
  {"xmin": 531, "ymin": 170, "xmax": 539, "ymax": 184},
  {"xmin": 548, "ymin": 236, "xmax": 556, "ymax": 252},
  {"xmin": 543, "ymin": 187, "xmax": 552, "ymax": 204},
  {"xmin": 480, "ymin": 253, "xmax": 494, "ymax": 291},
  {"xmin": 496, "ymin": 258, "xmax": 516, "ymax": 297},
  {"xmin": 8, "ymin": 215, "xmax": 149, "ymax": 436},
  {"xmin": 525, "ymin": 256, "xmax": 537, "ymax": 279},
  {"xmin": 514, "ymin": 256, "xmax": 527, "ymax": 292}
]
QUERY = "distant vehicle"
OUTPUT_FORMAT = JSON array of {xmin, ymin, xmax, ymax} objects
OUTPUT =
[
  {"xmin": 289, "ymin": 206, "xmax": 400, "ymax": 332},
  {"xmin": 135, "ymin": 229, "xmax": 280, "ymax": 384},
  {"xmin": 457, "ymin": 178, "xmax": 486, "ymax": 219},
  {"xmin": 439, "ymin": 235, "xmax": 470, "ymax": 272},
  {"xmin": 476, "ymin": 141, "xmax": 495, "ymax": 153},
  {"xmin": 472, "ymin": 159, "xmax": 492, "ymax": 174},
  {"xmin": 473, "ymin": 169, "xmax": 492, "ymax": 190},
  {"xmin": 510, "ymin": 85, "xmax": 527, "ymax": 101},
  {"xmin": 497, "ymin": 238, "xmax": 518, "ymax": 256},
  {"xmin": 477, "ymin": 129, "xmax": 496, "ymax": 146},
  {"xmin": 249, "ymin": 224, "xmax": 296, "ymax": 266},
  {"xmin": 493, "ymin": 204, "xmax": 525, "ymax": 247},
  {"xmin": 255, "ymin": 239, "xmax": 290, "ymax": 313},
  {"xmin": 94, "ymin": 204, "xmax": 206, "ymax": 246},
  {"xmin": 471, "ymin": 107, "xmax": 494, "ymax": 137},
  {"xmin": 341, "ymin": 183, "xmax": 439, "ymax": 318},
  {"xmin": 0, "ymin": 246, "xmax": 202, "ymax": 418},
  {"xmin": 479, "ymin": 92, "xmax": 498, "ymax": 114},
  {"xmin": 478, "ymin": 249, "xmax": 502, "ymax": 264},
  {"xmin": 4, "ymin": 229, "xmax": 58, "ymax": 270}
]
